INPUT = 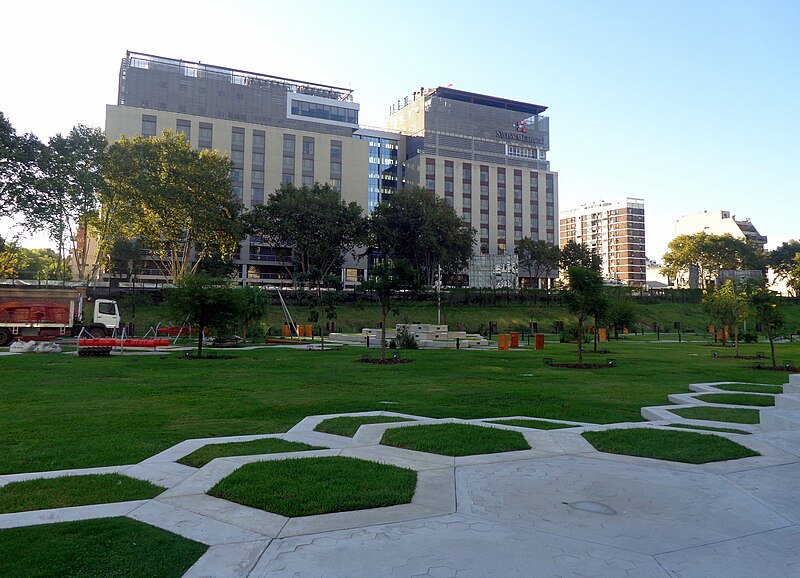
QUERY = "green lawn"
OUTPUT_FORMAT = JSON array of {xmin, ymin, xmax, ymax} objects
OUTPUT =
[
  {"xmin": 582, "ymin": 428, "xmax": 759, "ymax": 463},
  {"xmin": 178, "ymin": 438, "xmax": 322, "ymax": 468},
  {"xmin": 0, "ymin": 517, "xmax": 207, "ymax": 578},
  {"xmin": 0, "ymin": 474, "xmax": 164, "ymax": 514},
  {"xmin": 1, "ymin": 339, "xmax": 794, "ymax": 474},
  {"xmin": 694, "ymin": 393, "xmax": 775, "ymax": 406},
  {"xmin": 713, "ymin": 384, "xmax": 784, "ymax": 394},
  {"xmin": 666, "ymin": 423, "xmax": 752, "ymax": 435},
  {"xmin": 208, "ymin": 456, "xmax": 416, "ymax": 517},
  {"xmin": 380, "ymin": 423, "xmax": 530, "ymax": 456},
  {"xmin": 314, "ymin": 415, "xmax": 416, "ymax": 437},
  {"xmin": 486, "ymin": 418, "xmax": 576, "ymax": 430},
  {"xmin": 669, "ymin": 406, "xmax": 762, "ymax": 424}
]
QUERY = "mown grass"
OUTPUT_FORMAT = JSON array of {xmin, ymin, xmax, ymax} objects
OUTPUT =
[
  {"xmin": 314, "ymin": 415, "xmax": 416, "ymax": 437},
  {"xmin": 669, "ymin": 406, "xmax": 762, "ymax": 424},
  {"xmin": 208, "ymin": 456, "xmax": 416, "ymax": 517},
  {"xmin": 667, "ymin": 423, "xmax": 752, "ymax": 435},
  {"xmin": 486, "ymin": 418, "xmax": 576, "ymax": 430},
  {"xmin": 582, "ymin": 428, "xmax": 759, "ymax": 463},
  {"xmin": 0, "ymin": 474, "xmax": 164, "ymax": 514},
  {"xmin": 0, "ymin": 517, "xmax": 207, "ymax": 577},
  {"xmin": 380, "ymin": 423, "xmax": 530, "ymax": 456},
  {"xmin": 694, "ymin": 393, "xmax": 775, "ymax": 407},
  {"xmin": 1, "ymin": 339, "xmax": 794, "ymax": 474},
  {"xmin": 713, "ymin": 384, "xmax": 784, "ymax": 394},
  {"xmin": 178, "ymin": 438, "xmax": 322, "ymax": 468}
]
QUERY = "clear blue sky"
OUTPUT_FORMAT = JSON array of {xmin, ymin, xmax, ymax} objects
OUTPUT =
[{"xmin": 2, "ymin": 0, "xmax": 798, "ymax": 259}]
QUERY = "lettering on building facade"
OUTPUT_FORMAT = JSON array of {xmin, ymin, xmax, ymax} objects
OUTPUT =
[{"xmin": 495, "ymin": 130, "xmax": 546, "ymax": 146}]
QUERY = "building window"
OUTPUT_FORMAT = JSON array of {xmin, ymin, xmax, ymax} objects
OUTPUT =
[
  {"xmin": 282, "ymin": 173, "xmax": 294, "ymax": 185},
  {"xmin": 290, "ymin": 98, "xmax": 358, "ymax": 125},
  {"xmin": 283, "ymin": 156, "xmax": 294, "ymax": 171},
  {"xmin": 252, "ymin": 152, "xmax": 264, "ymax": 166},
  {"xmin": 199, "ymin": 123, "xmax": 213, "ymax": 150},
  {"xmin": 302, "ymin": 137, "xmax": 315, "ymax": 156},
  {"xmin": 330, "ymin": 178, "xmax": 341, "ymax": 192},
  {"xmin": 497, "ymin": 241, "xmax": 506, "ymax": 254},
  {"xmin": 497, "ymin": 169, "xmax": 506, "ymax": 184},
  {"xmin": 444, "ymin": 162, "xmax": 454, "ymax": 178},
  {"xmin": 302, "ymin": 158, "xmax": 314, "ymax": 173},
  {"xmin": 498, "ymin": 215, "xmax": 506, "ymax": 226},
  {"xmin": 463, "ymin": 165, "xmax": 472, "ymax": 181},
  {"xmin": 480, "ymin": 213, "xmax": 489, "ymax": 224},
  {"xmin": 480, "ymin": 199, "xmax": 489, "ymax": 210},
  {"xmin": 498, "ymin": 200, "xmax": 506, "ymax": 212},
  {"xmin": 232, "ymin": 186, "xmax": 242, "ymax": 201},
  {"xmin": 251, "ymin": 187, "xmax": 264, "ymax": 205},
  {"xmin": 231, "ymin": 150, "xmax": 244, "ymax": 165},
  {"xmin": 330, "ymin": 140, "xmax": 342, "ymax": 160},
  {"xmin": 480, "ymin": 166, "xmax": 489, "ymax": 184},
  {"xmin": 253, "ymin": 131, "xmax": 265, "ymax": 150},
  {"xmin": 142, "ymin": 115, "xmax": 157, "ymax": 137},
  {"xmin": 330, "ymin": 161, "xmax": 342, "ymax": 178},
  {"xmin": 462, "ymin": 197, "xmax": 471, "ymax": 209},
  {"xmin": 444, "ymin": 180, "xmax": 454, "ymax": 194},
  {"xmin": 176, "ymin": 119, "xmax": 190, "ymax": 140},
  {"xmin": 462, "ymin": 183, "xmax": 472, "ymax": 195},
  {"xmin": 283, "ymin": 134, "xmax": 295, "ymax": 155},
  {"xmin": 231, "ymin": 128, "xmax": 245, "ymax": 148},
  {"xmin": 302, "ymin": 175, "xmax": 314, "ymax": 188},
  {"xmin": 252, "ymin": 170, "xmax": 264, "ymax": 184}
]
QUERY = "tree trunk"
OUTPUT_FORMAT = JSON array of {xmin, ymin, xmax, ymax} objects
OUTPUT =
[
  {"xmin": 593, "ymin": 313, "xmax": 599, "ymax": 352},
  {"xmin": 768, "ymin": 330, "xmax": 776, "ymax": 368},
  {"xmin": 197, "ymin": 324, "xmax": 204, "ymax": 358},
  {"xmin": 380, "ymin": 307, "xmax": 388, "ymax": 362},
  {"xmin": 577, "ymin": 317, "xmax": 584, "ymax": 367},
  {"xmin": 734, "ymin": 322, "xmax": 739, "ymax": 358}
]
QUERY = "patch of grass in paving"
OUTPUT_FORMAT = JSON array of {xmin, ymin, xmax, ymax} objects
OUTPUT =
[
  {"xmin": 714, "ymin": 384, "xmax": 784, "ymax": 394},
  {"xmin": 380, "ymin": 423, "xmax": 530, "ymax": 456},
  {"xmin": 178, "ymin": 438, "xmax": 322, "ymax": 468},
  {"xmin": 0, "ymin": 517, "xmax": 207, "ymax": 577},
  {"xmin": 670, "ymin": 406, "xmax": 761, "ymax": 424},
  {"xmin": 695, "ymin": 393, "xmax": 775, "ymax": 407},
  {"xmin": 209, "ymin": 456, "xmax": 416, "ymax": 517},
  {"xmin": 486, "ymin": 418, "xmax": 575, "ymax": 430},
  {"xmin": 2, "ymin": 340, "xmax": 796, "ymax": 474},
  {"xmin": 314, "ymin": 415, "xmax": 416, "ymax": 437},
  {"xmin": 0, "ymin": 474, "xmax": 164, "ymax": 514},
  {"xmin": 582, "ymin": 428, "xmax": 759, "ymax": 463},
  {"xmin": 667, "ymin": 423, "xmax": 752, "ymax": 435}
]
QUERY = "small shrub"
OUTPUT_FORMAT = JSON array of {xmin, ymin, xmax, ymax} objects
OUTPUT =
[
  {"xmin": 394, "ymin": 326, "xmax": 418, "ymax": 349},
  {"xmin": 741, "ymin": 331, "xmax": 758, "ymax": 343}
]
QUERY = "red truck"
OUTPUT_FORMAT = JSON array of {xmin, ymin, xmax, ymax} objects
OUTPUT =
[{"xmin": 0, "ymin": 287, "xmax": 122, "ymax": 346}]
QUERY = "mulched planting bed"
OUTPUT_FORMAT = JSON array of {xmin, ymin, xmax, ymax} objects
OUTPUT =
[
  {"xmin": 181, "ymin": 353, "xmax": 236, "ymax": 360},
  {"xmin": 753, "ymin": 364, "xmax": 800, "ymax": 372},
  {"xmin": 357, "ymin": 358, "xmax": 414, "ymax": 364},
  {"xmin": 546, "ymin": 363, "xmax": 614, "ymax": 369}
]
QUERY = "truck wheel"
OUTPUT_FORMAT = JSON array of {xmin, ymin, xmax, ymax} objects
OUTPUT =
[
  {"xmin": 88, "ymin": 326, "xmax": 106, "ymax": 339},
  {"xmin": 0, "ymin": 329, "xmax": 12, "ymax": 347}
]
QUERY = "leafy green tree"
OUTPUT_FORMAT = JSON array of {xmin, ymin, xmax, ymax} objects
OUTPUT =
[
  {"xmin": 108, "ymin": 238, "xmax": 145, "ymax": 282},
  {"xmin": 0, "ymin": 236, "xmax": 24, "ymax": 279},
  {"xmin": 703, "ymin": 280, "xmax": 749, "ymax": 354},
  {"xmin": 245, "ymin": 182, "xmax": 368, "ymax": 290},
  {"xmin": 234, "ymin": 285, "xmax": 270, "ymax": 340},
  {"xmin": 747, "ymin": 283, "xmax": 783, "ymax": 368},
  {"xmin": 0, "ymin": 112, "xmax": 42, "ymax": 218},
  {"xmin": 361, "ymin": 259, "xmax": 423, "ymax": 361},
  {"xmin": 662, "ymin": 232, "xmax": 765, "ymax": 289},
  {"xmin": 300, "ymin": 271, "xmax": 342, "ymax": 350},
  {"xmin": 559, "ymin": 240, "xmax": 602, "ymax": 273},
  {"xmin": 515, "ymin": 238, "xmax": 560, "ymax": 288},
  {"xmin": 370, "ymin": 187, "xmax": 475, "ymax": 286},
  {"xmin": 104, "ymin": 131, "xmax": 244, "ymax": 281},
  {"xmin": 24, "ymin": 125, "xmax": 107, "ymax": 280},
  {"xmin": 769, "ymin": 240, "xmax": 800, "ymax": 296},
  {"xmin": 166, "ymin": 274, "xmax": 241, "ymax": 357},
  {"xmin": 561, "ymin": 265, "xmax": 605, "ymax": 366},
  {"xmin": 604, "ymin": 288, "xmax": 640, "ymax": 339}
]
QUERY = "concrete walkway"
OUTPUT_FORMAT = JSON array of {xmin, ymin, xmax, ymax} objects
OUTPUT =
[{"xmin": 2, "ymin": 377, "xmax": 800, "ymax": 577}]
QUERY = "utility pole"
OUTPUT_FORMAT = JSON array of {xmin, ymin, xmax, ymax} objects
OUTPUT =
[{"xmin": 436, "ymin": 263, "xmax": 442, "ymax": 325}]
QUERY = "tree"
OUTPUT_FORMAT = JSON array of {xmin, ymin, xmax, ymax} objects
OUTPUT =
[
  {"xmin": 747, "ymin": 283, "xmax": 783, "ymax": 368},
  {"xmin": 604, "ymin": 288, "xmax": 640, "ymax": 340},
  {"xmin": 166, "ymin": 274, "xmax": 241, "ymax": 357},
  {"xmin": 108, "ymin": 238, "xmax": 145, "ymax": 282},
  {"xmin": 561, "ymin": 265, "xmax": 605, "ymax": 366},
  {"xmin": 769, "ymin": 240, "xmax": 800, "ymax": 296},
  {"xmin": 0, "ymin": 236, "xmax": 24, "ymax": 279},
  {"xmin": 103, "ymin": 131, "xmax": 244, "ymax": 281},
  {"xmin": 234, "ymin": 286, "xmax": 270, "ymax": 340},
  {"xmin": 301, "ymin": 271, "xmax": 342, "ymax": 350},
  {"xmin": 559, "ymin": 240, "xmax": 602, "ymax": 272},
  {"xmin": 244, "ymin": 182, "xmax": 368, "ymax": 290},
  {"xmin": 361, "ymin": 259, "xmax": 423, "ymax": 361},
  {"xmin": 703, "ymin": 280, "xmax": 748, "ymax": 355},
  {"xmin": 0, "ymin": 112, "xmax": 43, "ymax": 218},
  {"xmin": 370, "ymin": 187, "xmax": 475, "ymax": 286},
  {"xmin": 515, "ymin": 238, "xmax": 560, "ymax": 288},
  {"xmin": 662, "ymin": 232, "xmax": 765, "ymax": 288},
  {"xmin": 23, "ymin": 125, "xmax": 107, "ymax": 280}
]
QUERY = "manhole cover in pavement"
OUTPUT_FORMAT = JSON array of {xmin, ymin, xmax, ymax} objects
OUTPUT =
[{"xmin": 565, "ymin": 501, "xmax": 617, "ymax": 515}]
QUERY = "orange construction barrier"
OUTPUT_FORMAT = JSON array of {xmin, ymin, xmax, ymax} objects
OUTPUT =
[
  {"xmin": 510, "ymin": 332, "xmax": 520, "ymax": 348},
  {"xmin": 297, "ymin": 324, "xmax": 305, "ymax": 337},
  {"xmin": 282, "ymin": 323, "xmax": 291, "ymax": 337},
  {"xmin": 597, "ymin": 328, "xmax": 608, "ymax": 342},
  {"xmin": 534, "ymin": 333, "xmax": 545, "ymax": 350},
  {"xmin": 305, "ymin": 324, "xmax": 314, "ymax": 338},
  {"xmin": 497, "ymin": 334, "xmax": 510, "ymax": 351}
]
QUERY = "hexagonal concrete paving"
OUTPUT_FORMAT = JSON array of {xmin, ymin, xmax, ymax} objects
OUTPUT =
[{"xmin": 2, "ymin": 378, "xmax": 800, "ymax": 577}]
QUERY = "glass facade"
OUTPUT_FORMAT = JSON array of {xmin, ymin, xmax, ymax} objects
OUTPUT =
[{"xmin": 353, "ymin": 133, "xmax": 399, "ymax": 212}]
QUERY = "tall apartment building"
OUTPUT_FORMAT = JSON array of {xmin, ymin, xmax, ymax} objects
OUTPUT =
[
  {"xmin": 103, "ymin": 52, "xmax": 559, "ymax": 287},
  {"xmin": 559, "ymin": 198, "xmax": 646, "ymax": 285},
  {"xmin": 674, "ymin": 210, "xmax": 767, "ymax": 251}
]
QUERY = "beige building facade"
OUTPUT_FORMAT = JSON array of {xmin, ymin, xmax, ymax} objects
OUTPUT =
[{"xmin": 559, "ymin": 198, "xmax": 646, "ymax": 286}]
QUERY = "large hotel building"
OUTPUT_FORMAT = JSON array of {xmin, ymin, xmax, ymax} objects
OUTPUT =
[
  {"xmin": 105, "ymin": 52, "xmax": 559, "ymax": 287},
  {"xmin": 559, "ymin": 198, "xmax": 646, "ymax": 286}
]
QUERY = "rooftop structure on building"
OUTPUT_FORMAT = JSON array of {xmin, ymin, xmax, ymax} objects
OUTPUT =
[
  {"xmin": 559, "ymin": 198, "xmax": 646, "ymax": 286},
  {"xmin": 674, "ymin": 210, "xmax": 767, "ymax": 250},
  {"xmin": 96, "ymin": 52, "xmax": 560, "ymax": 288}
]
